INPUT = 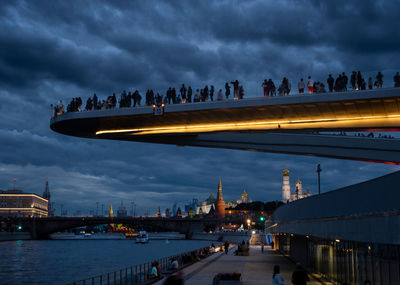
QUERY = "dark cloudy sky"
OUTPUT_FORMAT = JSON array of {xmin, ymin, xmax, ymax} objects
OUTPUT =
[{"xmin": 1, "ymin": 0, "xmax": 400, "ymax": 215}]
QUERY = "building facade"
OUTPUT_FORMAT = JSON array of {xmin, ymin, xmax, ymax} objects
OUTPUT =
[
  {"xmin": 0, "ymin": 189, "xmax": 48, "ymax": 217},
  {"xmin": 196, "ymin": 194, "xmax": 216, "ymax": 215},
  {"xmin": 270, "ymin": 170, "xmax": 400, "ymax": 285}
]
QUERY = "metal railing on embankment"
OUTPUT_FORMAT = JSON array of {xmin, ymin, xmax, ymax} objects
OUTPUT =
[{"xmin": 66, "ymin": 245, "xmax": 218, "ymax": 285}]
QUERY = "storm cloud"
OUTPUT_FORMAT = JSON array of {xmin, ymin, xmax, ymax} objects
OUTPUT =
[{"xmin": 0, "ymin": 0, "xmax": 399, "ymax": 215}]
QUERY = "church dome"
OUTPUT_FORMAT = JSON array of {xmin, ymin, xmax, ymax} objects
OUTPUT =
[{"xmin": 283, "ymin": 168, "xmax": 289, "ymax": 176}]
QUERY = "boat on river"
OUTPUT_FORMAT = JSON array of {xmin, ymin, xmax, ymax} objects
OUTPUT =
[
  {"xmin": 135, "ymin": 231, "xmax": 149, "ymax": 243},
  {"xmin": 124, "ymin": 231, "xmax": 138, "ymax": 239}
]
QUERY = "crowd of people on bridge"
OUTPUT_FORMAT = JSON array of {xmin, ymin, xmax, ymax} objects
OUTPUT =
[{"xmin": 53, "ymin": 71, "xmax": 400, "ymax": 116}]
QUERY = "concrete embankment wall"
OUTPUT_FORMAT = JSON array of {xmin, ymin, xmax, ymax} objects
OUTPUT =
[
  {"xmin": 191, "ymin": 232, "xmax": 251, "ymax": 243},
  {"xmin": 0, "ymin": 232, "xmax": 32, "ymax": 241},
  {"xmin": 149, "ymin": 232, "xmax": 185, "ymax": 239}
]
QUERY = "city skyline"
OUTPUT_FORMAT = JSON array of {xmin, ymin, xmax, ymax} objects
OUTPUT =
[{"xmin": 0, "ymin": 1, "xmax": 399, "ymax": 214}]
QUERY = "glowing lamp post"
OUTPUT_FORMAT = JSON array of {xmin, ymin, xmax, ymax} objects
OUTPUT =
[{"xmin": 246, "ymin": 219, "xmax": 251, "ymax": 229}]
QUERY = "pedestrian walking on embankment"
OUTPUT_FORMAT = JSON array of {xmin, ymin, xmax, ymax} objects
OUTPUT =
[
  {"xmin": 291, "ymin": 262, "xmax": 309, "ymax": 285},
  {"xmin": 272, "ymin": 265, "xmax": 284, "ymax": 285},
  {"xmin": 261, "ymin": 242, "xmax": 264, "ymax": 253},
  {"xmin": 224, "ymin": 241, "xmax": 229, "ymax": 254}
]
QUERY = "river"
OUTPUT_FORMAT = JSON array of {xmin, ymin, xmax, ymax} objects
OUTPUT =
[{"xmin": 0, "ymin": 235, "xmax": 214, "ymax": 285}]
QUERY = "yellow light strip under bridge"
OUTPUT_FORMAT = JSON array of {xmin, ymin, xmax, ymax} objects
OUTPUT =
[{"xmin": 95, "ymin": 114, "xmax": 400, "ymax": 136}]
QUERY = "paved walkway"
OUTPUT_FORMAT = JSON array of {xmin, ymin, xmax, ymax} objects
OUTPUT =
[{"xmin": 155, "ymin": 246, "xmax": 333, "ymax": 285}]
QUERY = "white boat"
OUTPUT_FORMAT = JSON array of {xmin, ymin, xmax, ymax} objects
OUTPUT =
[
  {"xmin": 84, "ymin": 233, "xmax": 91, "ymax": 238},
  {"xmin": 135, "ymin": 231, "xmax": 149, "ymax": 243}
]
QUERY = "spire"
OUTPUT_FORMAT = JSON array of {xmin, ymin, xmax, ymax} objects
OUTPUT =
[
  {"xmin": 109, "ymin": 203, "xmax": 114, "ymax": 218},
  {"xmin": 156, "ymin": 206, "xmax": 161, "ymax": 218},
  {"xmin": 217, "ymin": 177, "xmax": 223, "ymax": 200},
  {"xmin": 43, "ymin": 178, "xmax": 50, "ymax": 200},
  {"xmin": 215, "ymin": 178, "xmax": 226, "ymax": 218}
]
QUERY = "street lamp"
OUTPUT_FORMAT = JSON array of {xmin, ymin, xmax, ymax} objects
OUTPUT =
[
  {"xmin": 246, "ymin": 219, "xmax": 251, "ymax": 229},
  {"xmin": 316, "ymin": 164, "xmax": 322, "ymax": 195}
]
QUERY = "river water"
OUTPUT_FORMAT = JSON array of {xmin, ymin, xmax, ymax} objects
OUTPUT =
[{"xmin": 0, "ymin": 235, "xmax": 214, "ymax": 285}]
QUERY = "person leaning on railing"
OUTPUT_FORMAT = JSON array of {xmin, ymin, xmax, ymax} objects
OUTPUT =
[{"xmin": 394, "ymin": 72, "xmax": 400, "ymax": 87}]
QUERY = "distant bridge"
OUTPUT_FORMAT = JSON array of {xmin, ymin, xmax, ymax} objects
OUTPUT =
[
  {"xmin": 51, "ymin": 88, "xmax": 400, "ymax": 164},
  {"xmin": 2, "ymin": 216, "xmax": 245, "ymax": 239}
]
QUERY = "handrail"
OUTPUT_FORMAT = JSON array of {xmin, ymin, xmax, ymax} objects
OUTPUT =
[{"xmin": 65, "ymin": 244, "xmax": 218, "ymax": 285}]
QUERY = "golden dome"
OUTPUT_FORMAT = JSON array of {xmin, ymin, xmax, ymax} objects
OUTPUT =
[
  {"xmin": 296, "ymin": 179, "xmax": 302, "ymax": 184},
  {"xmin": 283, "ymin": 168, "xmax": 289, "ymax": 176}
]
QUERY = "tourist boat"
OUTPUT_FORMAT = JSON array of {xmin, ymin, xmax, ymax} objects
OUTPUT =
[
  {"xmin": 84, "ymin": 233, "xmax": 91, "ymax": 238},
  {"xmin": 124, "ymin": 231, "xmax": 138, "ymax": 239},
  {"xmin": 135, "ymin": 231, "xmax": 149, "ymax": 243}
]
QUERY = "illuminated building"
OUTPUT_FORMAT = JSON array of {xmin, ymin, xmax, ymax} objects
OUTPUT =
[
  {"xmin": 156, "ymin": 206, "xmax": 161, "ymax": 218},
  {"xmin": 282, "ymin": 169, "xmax": 311, "ymax": 202},
  {"xmin": 188, "ymin": 208, "xmax": 194, "ymax": 218},
  {"xmin": 0, "ymin": 189, "xmax": 48, "ymax": 217},
  {"xmin": 290, "ymin": 179, "xmax": 311, "ymax": 201},
  {"xmin": 282, "ymin": 168, "xmax": 291, "ymax": 202},
  {"xmin": 226, "ymin": 189, "xmax": 252, "ymax": 208},
  {"xmin": 215, "ymin": 178, "xmax": 226, "ymax": 218},
  {"xmin": 109, "ymin": 203, "xmax": 114, "ymax": 218},
  {"xmin": 196, "ymin": 194, "xmax": 216, "ymax": 215},
  {"xmin": 117, "ymin": 201, "xmax": 127, "ymax": 217},
  {"xmin": 237, "ymin": 189, "xmax": 251, "ymax": 204}
]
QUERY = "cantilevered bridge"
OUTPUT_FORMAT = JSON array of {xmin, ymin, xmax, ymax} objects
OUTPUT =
[
  {"xmin": 2, "ymin": 216, "xmax": 243, "ymax": 239},
  {"xmin": 51, "ymin": 88, "xmax": 400, "ymax": 164}
]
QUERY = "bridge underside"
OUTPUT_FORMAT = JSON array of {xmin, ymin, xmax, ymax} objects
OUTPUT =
[
  {"xmin": 50, "ymin": 88, "xmax": 400, "ymax": 163},
  {"xmin": 104, "ymin": 132, "xmax": 400, "ymax": 165}
]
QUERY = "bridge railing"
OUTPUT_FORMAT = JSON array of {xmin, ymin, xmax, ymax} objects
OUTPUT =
[{"xmin": 66, "ymin": 244, "xmax": 218, "ymax": 285}]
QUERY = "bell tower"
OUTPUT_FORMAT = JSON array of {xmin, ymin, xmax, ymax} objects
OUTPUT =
[{"xmin": 282, "ymin": 168, "xmax": 291, "ymax": 202}]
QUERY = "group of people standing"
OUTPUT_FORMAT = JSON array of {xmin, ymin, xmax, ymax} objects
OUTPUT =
[
  {"xmin": 56, "ymin": 80, "xmax": 245, "ymax": 115},
  {"xmin": 272, "ymin": 263, "xmax": 309, "ymax": 285},
  {"xmin": 54, "ymin": 71, "xmax": 400, "ymax": 116},
  {"xmin": 262, "ymin": 71, "xmax": 400, "ymax": 98}
]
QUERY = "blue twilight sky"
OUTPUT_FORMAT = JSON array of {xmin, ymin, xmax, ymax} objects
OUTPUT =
[{"xmin": 1, "ymin": 0, "xmax": 400, "ymax": 215}]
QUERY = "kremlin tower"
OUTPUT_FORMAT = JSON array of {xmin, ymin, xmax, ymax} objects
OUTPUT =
[
  {"xmin": 215, "ymin": 178, "xmax": 226, "ymax": 218},
  {"xmin": 109, "ymin": 203, "xmax": 114, "ymax": 218},
  {"xmin": 282, "ymin": 168, "xmax": 291, "ymax": 202}
]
